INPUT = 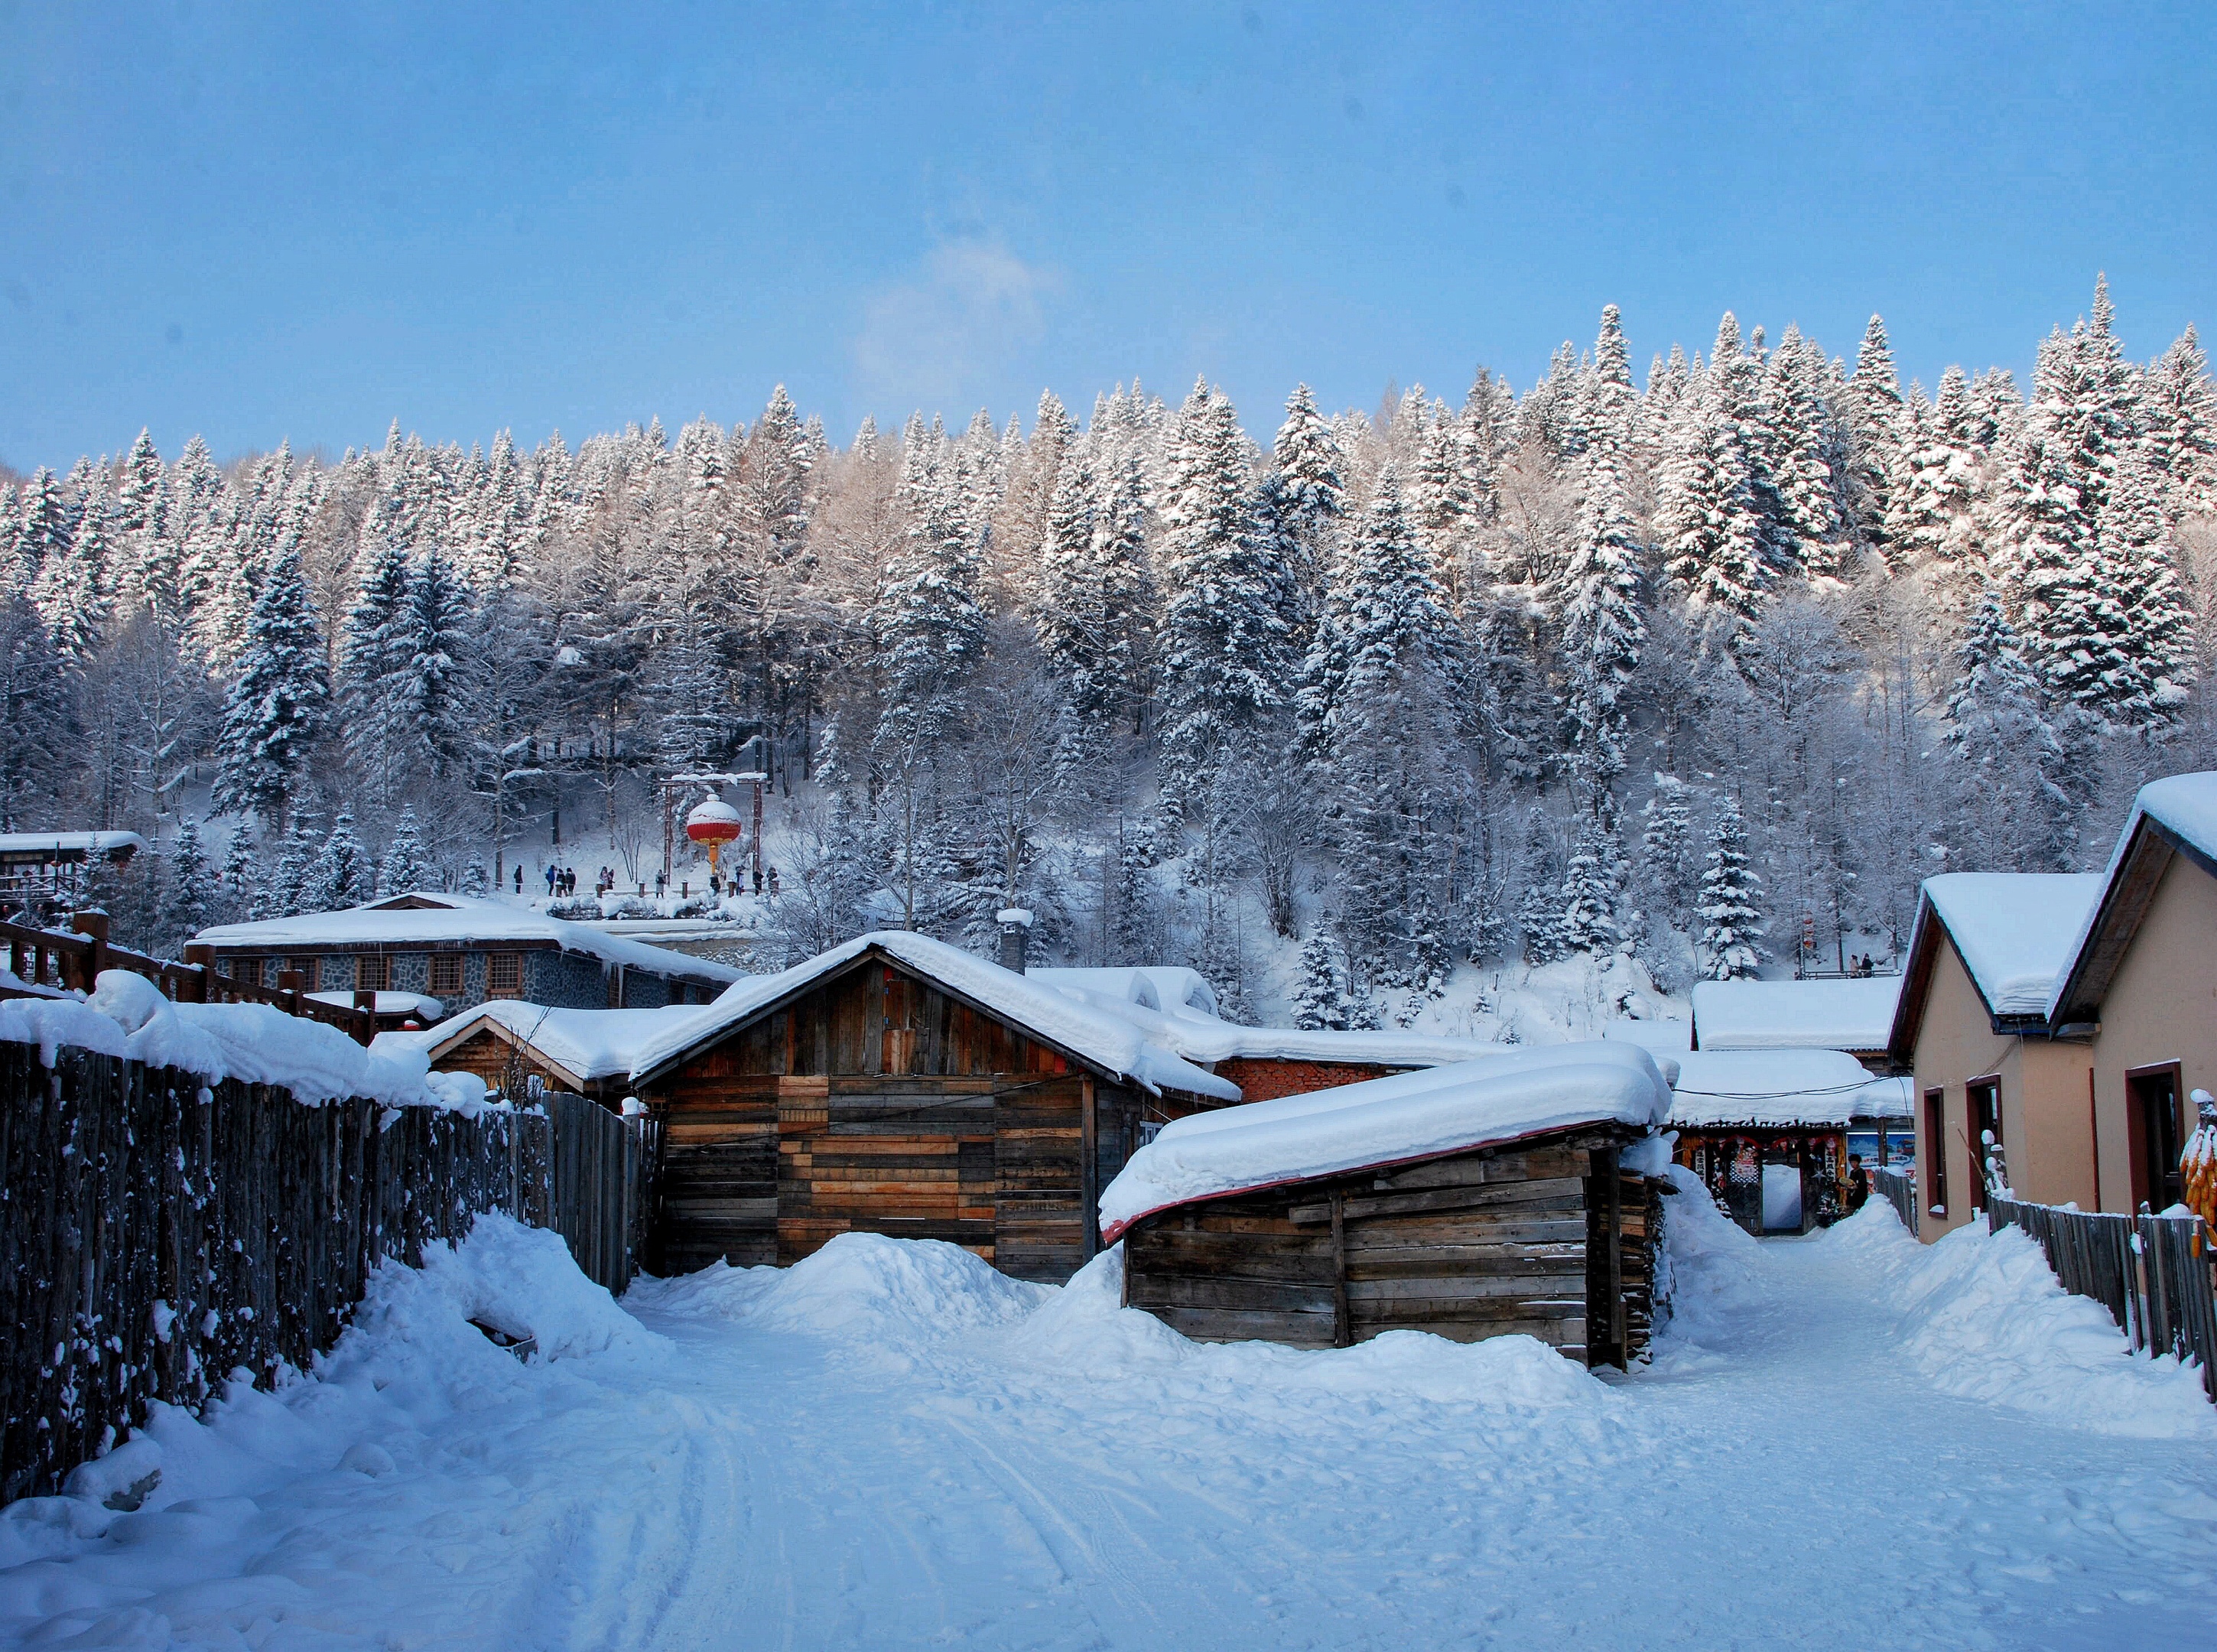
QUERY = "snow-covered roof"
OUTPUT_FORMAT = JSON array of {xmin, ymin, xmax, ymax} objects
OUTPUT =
[
  {"xmin": 378, "ymin": 1000, "xmax": 709, "ymax": 1085},
  {"xmin": 626, "ymin": 932, "xmax": 1240, "ymax": 1101},
  {"xmin": 2047, "ymin": 772, "xmax": 2217, "ymax": 1023},
  {"xmin": 1601, "ymin": 1018, "xmax": 1692, "ymax": 1055},
  {"xmin": 1853, "ymin": 1075, "xmax": 1915, "ymax": 1120},
  {"xmin": 307, "ymin": 990, "xmax": 447, "ymax": 1019},
  {"xmin": 1097, "ymin": 1042, "xmax": 1675, "ymax": 1241},
  {"xmin": 195, "ymin": 893, "xmax": 744, "ymax": 984},
  {"xmin": 1689, "ymin": 977, "xmax": 1901, "ymax": 1052},
  {"xmin": 1669, "ymin": 1047, "xmax": 1882, "ymax": 1129},
  {"xmin": 0, "ymin": 831, "xmax": 147, "ymax": 859},
  {"xmin": 1026, "ymin": 966, "xmax": 1221, "ymax": 1019},
  {"xmin": 1920, "ymin": 873, "xmax": 2104, "ymax": 1018}
]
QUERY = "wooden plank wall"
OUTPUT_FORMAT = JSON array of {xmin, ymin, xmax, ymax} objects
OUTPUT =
[
  {"xmin": 1123, "ymin": 1130, "xmax": 1663, "ymax": 1366},
  {"xmin": 649, "ymin": 958, "xmax": 1144, "ymax": 1283},
  {"xmin": 0, "ymin": 1042, "xmax": 548, "ymax": 1504}
]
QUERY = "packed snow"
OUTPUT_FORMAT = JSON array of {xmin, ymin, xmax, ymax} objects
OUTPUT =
[
  {"xmin": 375, "ymin": 1000, "xmax": 710, "ymax": 1085},
  {"xmin": 1688, "ymin": 974, "xmax": 1901, "ymax": 1051},
  {"xmin": 1918, "ymin": 872, "xmax": 2105, "ymax": 1017},
  {"xmin": 0, "ymin": 969, "xmax": 494, "ymax": 1112},
  {"xmin": 7, "ymin": 1194, "xmax": 2216, "ymax": 1648},
  {"xmin": 1098, "ymin": 1042, "xmax": 1675, "ymax": 1239}
]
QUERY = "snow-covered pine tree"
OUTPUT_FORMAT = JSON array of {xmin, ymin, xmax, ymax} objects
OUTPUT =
[
  {"xmin": 1557, "ymin": 814, "xmax": 1625, "ymax": 955},
  {"xmin": 1765, "ymin": 325, "xmax": 1848, "ymax": 573},
  {"xmin": 8, "ymin": 467, "xmax": 71, "ymax": 599},
  {"xmin": 1842, "ymin": 314, "xmax": 1905, "ymax": 545},
  {"xmin": 1291, "ymin": 927, "xmax": 1354, "ymax": 1030},
  {"xmin": 2141, "ymin": 324, "xmax": 2216, "ymax": 520},
  {"xmin": 1638, "ymin": 775, "xmax": 1699, "ymax": 932},
  {"xmin": 1654, "ymin": 380, "xmax": 1768, "ymax": 636},
  {"xmin": 213, "ymin": 547, "xmax": 330, "ymax": 826},
  {"xmin": 31, "ymin": 480, "xmax": 112, "ymax": 661},
  {"xmin": 1942, "ymin": 590, "xmax": 2076, "ymax": 868},
  {"xmin": 1515, "ymin": 806, "xmax": 1564, "ymax": 965},
  {"xmin": 1698, "ymin": 795, "xmax": 1765, "ymax": 980},
  {"xmin": 401, "ymin": 550, "xmax": 473, "ymax": 778},
  {"xmin": 341, "ymin": 542, "xmax": 412, "ymax": 804},
  {"xmin": 262, "ymin": 818, "xmax": 317, "ymax": 918},
  {"xmin": 377, "ymin": 806, "xmax": 433, "ymax": 896},
  {"xmin": 216, "ymin": 822, "xmax": 262, "ymax": 925},
  {"xmin": 0, "ymin": 596, "xmax": 73, "ymax": 831},
  {"xmin": 1155, "ymin": 379, "xmax": 1293, "ymax": 821},
  {"xmin": 304, "ymin": 811, "xmax": 373, "ymax": 912},
  {"xmin": 874, "ymin": 439, "xmax": 986, "ymax": 745},
  {"xmin": 1558, "ymin": 424, "xmax": 1646, "ymax": 807},
  {"xmin": 159, "ymin": 818, "xmax": 214, "ymax": 952}
]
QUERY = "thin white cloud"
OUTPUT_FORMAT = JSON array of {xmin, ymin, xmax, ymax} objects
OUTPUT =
[{"xmin": 850, "ymin": 238, "xmax": 1059, "ymax": 413}]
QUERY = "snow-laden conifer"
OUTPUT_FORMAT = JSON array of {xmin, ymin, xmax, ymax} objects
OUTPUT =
[
  {"xmin": 213, "ymin": 548, "xmax": 330, "ymax": 826},
  {"xmin": 1697, "ymin": 795, "xmax": 1764, "ymax": 980}
]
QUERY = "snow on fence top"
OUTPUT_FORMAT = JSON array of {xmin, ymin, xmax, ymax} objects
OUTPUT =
[
  {"xmin": 1689, "ymin": 977, "xmax": 1901, "ymax": 1052},
  {"xmin": 625, "ymin": 931, "xmax": 1241, "ymax": 1101},
  {"xmin": 0, "ymin": 970, "xmax": 493, "ymax": 1111},
  {"xmin": 195, "ymin": 892, "xmax": 746, "ymax": 983},
  {"xmin": 1920, "ymin": 873, "xmax": 2105, "ymax": 1016},
  {"xmin": 378, "ymin": 1000, "xmax": 710, "ymax": 1084},
  {"xmin": 2046, "ymin": 769, "xmax": 2217, "ymax": 1023},
  {"xmin": 1669, "ymin": 1047, "xmax": 1884, "ymax": 1128},
  {"xmin": 1097, "ymin": 1042, "xmax": 1674, "ymax": 1241}
]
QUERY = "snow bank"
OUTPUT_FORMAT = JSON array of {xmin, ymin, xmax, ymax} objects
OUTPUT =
[
  {"xmin": 1099, "ymin": 1042, "xmax": 1673, "ymax": 1239},
  {"xmin": 415, "ymin": 1212, "xmax": 662, "ymax": 1361},
  {"xmin": 0, "ymin": 969, "xmax": 501, "ymax": 1111},
  {"xmin": 1650, "ymin": 1165, "xmax": 1764, "ymax": 1355},
  {"xmin": 723, "ymin": 1233, "xmax": 1051, "ymax": 1343},
  {"xmin": 1920, "ymin": 872, "xmax": 2104, "ymax": 1017},
  {"xmin": 1821, "ymin": 1202, "xmax": 2217, "ymax": 1439}
]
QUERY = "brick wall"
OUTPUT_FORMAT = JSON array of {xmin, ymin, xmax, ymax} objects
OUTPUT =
[{"xmin": 1217, "ymin": 1056, "xmax": 1414, "ymax": 1102}]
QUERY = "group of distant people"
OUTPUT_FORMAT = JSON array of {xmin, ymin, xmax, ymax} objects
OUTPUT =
[
  {"xmin": 528, "ymin": 860, "xmax": 782, "ymax": 904},
  {"xmin": 1845, "ymin": 953, "xmax": 1881, "ymax": 977}
]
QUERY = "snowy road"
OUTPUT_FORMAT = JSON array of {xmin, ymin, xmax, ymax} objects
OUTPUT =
[{"xmin": 5, "ymin": 1202, "xmax": 2217, "ymax": 1650}]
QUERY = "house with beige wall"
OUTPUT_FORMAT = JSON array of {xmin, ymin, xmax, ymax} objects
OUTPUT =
[
  {"xmin": 1885, "ymin": 872, "xmax": 2102, "ymax": 1238},
  {"xmin": 1889, "ymin": 772, "xmax": 2217, "ymax": 1240},
  {"xmin": 2044, "ymin": 774, "xmax": 2217, "ymax": 1215}
]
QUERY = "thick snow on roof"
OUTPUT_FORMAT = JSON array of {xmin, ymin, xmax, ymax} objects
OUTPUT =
[
  {"xmin": 1042, "ymin": 977, "xmax": 1518, "ymax": 1070},
  {"xmin": 308, "ymin": 989, "xmax": 447, "ymax": 1019},
  {"xmin": 1026, "ymin": 966, "xmax": 1223, "ymax": 1019},
  {"xmin": 379, "ymin": 1000, "xmax": 707, "ymax": 1084},
  {"xmin": 1690, "ymin": 977, "xmax": 1901, "ymax": 1051},
  {"xmin": 0, "ymin": 970, "xmax": 494, "ymax": 1112},
  {"xmin": 626, "ymin": 932, "xmax": 1240, "ymax": 1101},
  {"xmin": 1602, "ymin": 1018, "xmax": 1692, "ymax": 1055},
  {"xmin": 1669, "ymin": 1048, "xmax": 1880, "ymax": 1129},
  {"xmin": 2046, "ymin": 771, "xmax": 2217, "ymax": 1020},
  {"xmin": 1922, "ymin": 873, "xmax": 2104, "ymax": 1017},
  {"xmin": 1097, "ymin": 1042, "xmax": 1674, "ymax": 1240},
  {"xmin": 196, "ymin": 893, "xmax": 744, "ymax": 983},
  {"xmin": 0, "ymin": 830, "xmax": 148, "ymax": 857},
  {"xmin": 1854, "ymin": 1075, "xmax": 1915, "ymax": 1120}
]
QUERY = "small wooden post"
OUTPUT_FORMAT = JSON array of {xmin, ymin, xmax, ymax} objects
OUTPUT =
[
  {"xmin": 72, "ymin": 911, "xmax": 109, "ymax": 989},
  {"xmin": 181, "ymin": 944, "xmax": 213, "ymax": 1003},
  {"xmin": 1602, "ymin": 1144, "xmax": 1626, "ymax": 1369}
]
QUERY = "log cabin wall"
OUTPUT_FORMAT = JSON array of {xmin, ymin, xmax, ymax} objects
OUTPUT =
[
  {"xmin": 428, "ymin": 1027, "xmax": 596, "ymax": 1099},
  {"xmin": 1120, "ymin": 1127, "xmax": 1662, "ymax": 1367},
  {"xmin": 645, "ymin": 955, "xmax": 1148, "ymax": 1283}
]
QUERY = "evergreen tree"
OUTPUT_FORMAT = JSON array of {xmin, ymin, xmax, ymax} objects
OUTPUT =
[
  {"xmin": 216, "ymin": 824, "xmax": 262, "ymax": 925},
  {"xmin": 1156, "ymin": 379, "xmax": 1294, "ymax": 819},
  {"xmin": 401, "ymin": 550, "xmax": 473, "ymax": 777},
  {"xmin": 262, "ymin": 818, "xmax": 317, "ymax": 918},
  {"xmin": 0, "ymin": 596, "xmax": 73, "ymax": 831},
  {"xmin": 2142, "ymin": 324, "xmax": 2216, "ymax": 519},
  {"xmin": 1942, "ymin": 592, "xmax": 2077, "ymax": 868},
  {"xmin": 8, "ymin": 467, "xmax": 72, "ymax": 597},
  {"xmin": 1655, "ymin": 388, "xmax": 1768, "ymax": 633},
  {"xmin": 1291, "ymin": 928, "xmax": 1354, "ymax": 1031},
  {"xmin": 1558, "ymin": 815, "xmax": 1625, "ymax": 954},
  {"xmin": 1516, "ymin": 807, "xmax": 1564, "ymax": 965},
  {"xmin": 377, "ymin": 806, "xmax": 434, "ymax": 896},
  {"xmin": 212, "ymin": 547, "xmax": 330, "ymax": 825},
  {"xmin": 31, "ymin": 485, "xmax": 112, "ymax": 661},
  {"xmin": 1639, "ymin": 775, "xmax": 1699, "ymax": 932},
  {"xmin": 1843, "ymin": 314, "xmax": 1904, "ymax": 542},
  {"xmin": 1765, "ymin": 326, "xmax": 1848, "ymax": 571},
  {"xmin": 1558, "ymin": 431, "xmax": 1646, "ymax": 804},
  {"xmin": 159, "ymin": 818, "xmax": 215, "ymax": 951},
  {"xmin": 303, "ymin": 811, "xmax": 373, "ymax": 912},
  {"xmin": 1698, "ymin": 796, "xmax": 1764, "ymax": 980}
]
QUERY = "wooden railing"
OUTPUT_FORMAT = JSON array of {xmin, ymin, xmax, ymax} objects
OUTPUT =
[
  {"xmin": 0, "ymin": 914, "xmax": 374, "ymax": 1044},
  {"xmin": 1873, "ymin": 1166, "xmax": 1919, "ymax": 1237},
  {"xmin": 1988, "ymin": 1195, "xmax": 2217, "ymax": 1403}
]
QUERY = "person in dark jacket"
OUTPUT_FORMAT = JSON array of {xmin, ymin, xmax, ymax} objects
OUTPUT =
[{"xmin": 1846, "ymin": 1153, "xmax": 1870, "ymax": 1212}]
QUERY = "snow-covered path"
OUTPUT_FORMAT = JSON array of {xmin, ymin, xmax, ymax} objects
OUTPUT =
[{"xmin": 7, "ymin": 1208, "xmax": 2217, "ymax": 1650}]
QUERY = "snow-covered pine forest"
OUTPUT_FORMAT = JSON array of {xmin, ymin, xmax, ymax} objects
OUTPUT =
[{"xmin": 4, "ymin": 279, "xmax": 2212, "ymax": 1014}]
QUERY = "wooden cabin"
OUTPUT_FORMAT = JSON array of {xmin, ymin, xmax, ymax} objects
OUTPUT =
[
  {"xmin": 626, "ymin": 933, "xmax": 1239, "ymax": 1283},
  {"xmin": 1103, "ymin": 1046, "xmax": 1676, "ymax": 1368},
  {"xmin": 1667, "ymin": 1048, "xmax": 1897, "ymax": 1234}
]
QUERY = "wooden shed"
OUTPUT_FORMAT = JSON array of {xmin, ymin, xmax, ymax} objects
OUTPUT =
[
  {"xmin": 626, "ymin": 932, "xmax": 1240, "ymax": 1283},
  {"xmin": 1103, "ymin": 1046, "xmax": 1676, "ymax": 1368}
]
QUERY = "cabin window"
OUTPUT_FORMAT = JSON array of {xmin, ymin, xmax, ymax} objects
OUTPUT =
[
  {"xmin": 356, "ymin": 954, "xmax": 390, "ymax": 993},
  {"xmin": 428, "ymin": 954, "xmax": 463, "ymax": 996},
  {"xmin": 284, "ymin": 957, "xmax": 320, "ymax": 991},
  {"xmin": 1923, "ymin": 1088, "xmax": 1947, "ymax": 1217},
  {"xmin": 1966, "ymin": 1078, "xmax": 2001, "ymax": 1209},
  {"xmin": 487, "ymin": 953, "xmax": 524, "ymax": 997},
  {"xmin": 2128, "ymin": 1064, "xmax": 2183, "ymax": 1213}
]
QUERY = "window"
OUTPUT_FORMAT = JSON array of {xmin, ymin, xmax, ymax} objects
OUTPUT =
[
  {"xmin": 283, "ymin": 957, "xmax": 320, "ymax": 991},
  {"xmin": 487, "ymin": 953, "xmax": 524, "ymax": 998},
  {"xmin": 1923, "ymin": 1088, "xmax": 1948, "ymax": 1217},
  {"xmin": 1966, "ymin": 1078, "xmax": 2001, "ymax": 1210},
  {"xmin": 427, "ymin": 953, "xmax": 463, "ymax": 996},
  {"xmin": 356, "ymin": 954, "xmax": 390, "ymax": 993}
]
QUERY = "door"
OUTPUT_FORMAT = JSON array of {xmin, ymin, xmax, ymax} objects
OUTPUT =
[
  {"xmin": 1923, "ymin": 1089, "xmax": 1947, "ymax": 1217},
  {"xmin": 2129, "ymin": 1065, "xmax": 2183, "ymax": 1212},
  {"xmin": 1966, "ymin": 1079, "xmax": 2001, "ymax": 1208},
  {"xmin": 1761, "ymin": 1163, "xmax": 1803, "ymax": 1231}
]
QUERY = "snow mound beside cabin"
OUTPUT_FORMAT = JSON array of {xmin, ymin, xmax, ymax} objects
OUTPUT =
[
  {"xmin": 1005, "ymin": 1247, "xmax": 1616, "ymax": 1413},
  {"xmin": 1819, "ymin": 1201, "xmax": 2217, "ymax": 1440}
]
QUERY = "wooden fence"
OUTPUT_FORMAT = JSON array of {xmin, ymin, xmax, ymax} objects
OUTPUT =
[
  {"xmin": 1, "ymin": 1042, "xmax": 658, "ymax": 1503},
  {"xmin": 0, "ymin": 914, "xmax": 375, "ymax": 1043},
  {"xmin": 1988, "ymin": 1195, "xmax": 2217, "ymax": 1403},
  {"xmin": 1873, "ymin": 1167, "xmax": 1919, "ymax": 1238}
]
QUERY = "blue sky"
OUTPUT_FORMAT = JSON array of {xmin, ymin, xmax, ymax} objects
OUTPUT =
[{"xmin": 2, "ymin": 2, "xmax": 2212, "ymax": 467}]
